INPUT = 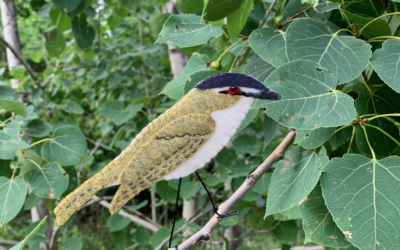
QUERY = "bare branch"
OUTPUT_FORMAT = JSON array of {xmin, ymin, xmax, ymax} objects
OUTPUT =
[
  {"xmin": 0, "ymin": 35, "xmax": 38, "ymax": 82},
  {"xmin": 175, "ymin": 129, "xmax": 296, "ymax": 249},
  {"xmin": 92, "ymin": 196, "xmax": 161, "ymax": 232}
]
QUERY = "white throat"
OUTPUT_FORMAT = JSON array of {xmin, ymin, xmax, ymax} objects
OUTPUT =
[{"xmin": 163, "ymin": 96, "xmax": 254, "ymax": 180}]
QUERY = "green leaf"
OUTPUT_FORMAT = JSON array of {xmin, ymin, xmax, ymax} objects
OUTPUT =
[
  {"xmin": 149, "ymin": 13, "xmax": 171, "ymax": 38},
  {"xmin": 0, "ymin": 132, "xmax": 28, "ymax": 160},
  {"xmin": 24, "ymin": 192, "xmax": 42, "ymax": 210},
  {"xmin": 244, "ymin": 54, "xmax": 276, "ymax": 82},
  {"xmin": 206, "ymin": 166, "xmax": 229, "ymax": 186},
  {"xmin": 219, "ymin": 215, "xmax": 239, "ymax": 226},
  {"xmin": 232, "ymin": 134, "xmax": 260, "ymax": 154},
  {"xmin": 180, "ymin": 181, "xmax": 201, "ymax": 199},
  {"xmin": 72, "ymin": 14, "xmax": 95, "ymax": 50},
  {"xmin": 285, "ymin": 18, "xmax": 372, "ymax": 84},
  {"xmin": 98, "ymin": 101, "xmax": 144, "ymax": 126},
  {"xmin": 41, "ymin": 125, "xmax": 87, "ymax": 166},
  {"xmin": 249, "ymin": 28, "xmax": 288, "ymax": 68},
  {"xmin": 301, "ymin": 185, "xmax": 351, "ymax": 248},
  {"xmin": 107, "ymin": 212, "xmax": 131, "ymax": 232},
  {"xmin": 252, "ymin": 172, "xmax": 272, "ymax": 194},
  {"xmin": 45, "ymin": 28, "xmax": 66, "ymax": 57},
  {"xmin": 263, "ymin": 116, "xmax": 279, "ymax": 149},
  {"xmin": 355, "ymin": 85, "xmax": 400, "ymax": 158},
  {"xmin": 202, "ymin": 0, "xmax": 245, "ymax": 21},
  {"xmin": 62, "ymin": 237, "xmax": 83, "ymax": 250},
  {"xmin": 0, "ymin": 86, "xmax": 16, "ymax": 100},
  {"xmin": 230, "ymin": 159, "xmax": 253, "ymax": 176},
  {"xmin": 126, "ymin": 200, "xmax": 148, "ymax": 211},
  {"xmin": 161, "ymin": 54, "xmax": 209, "ymax": 99},
  {"xmin": 0, "ymin": 177, "xmax": 27, "ymax": 225},
  {"xmin": 226, "ymin": 0, "xmax": 253, "ymax": 41},
  {"xmin": 370, "ymin": 39, "xmax": 400, "ymax": 94},
  {"xmin": 135, "ymin": 226, "xmax": 150, "ymax": 245},
  {"xmin": 273, "ymin": 220, "xmax": 298, "ymax": 245},
  {"xmin": 273, "ymin": 206, "xmax": 302, "ymax": 221},
  {"xmin": 327, "ymin": 126, "xmax": 353, "ymax": 151},
  {"xmin": 176, "ymin": 0, "xmax": 204, "ymax": 13},
  {"xmin": 215, "ymin": 148, "xmax": 236, "ymax": 167},
  {"xmin": 24, "ymin": 162, "xmax": 69, "ymax": 199},
  {"xmin": 26, "ymin": 119, "xmax": 53, "ymax": 138},
  {"xmin": 155, "ymin": 14, "xmax": 223, "ymax": 48},
  {"xmin": 184, "ymin": 70, "xmax": 220, "ymax": 95},
  {"xmin": 156, "ymin": 181, "xmax": 178, "ymax": 201},
  {"xmin": 265, "ymin": 146, "xmax": 328, "ymax": 217},
  {"xmin": 53, "ymin": 0, "xmax": 82, "ymax": 13},
  {"xmin": 61, "ymin": 100, "xmax": 84, "ymax": 115},
  {"xmin": 321, "ymin": 154, "xmax": 400, "ymax": 250},
  {"xmin": 314, "ymin": 0, "xmax": 341, "ymax": 13},
  {"xmin": 342, "ymin": 10, "xmax": 391, "ymax": 40},
  {"xmin": 237, "ymin": 107, "xmax": 258, "ymax": 132},
  {"xmin": 0, "ymin": 99, "xmax": 27, "ymax": 117},
  {"xmin": 296, "ymin": 127, "xmax": 336, "ymax": 150},
  {"xmin": 49, "ymin": 7, "xmax": 71, "ymax": 31},
  {"xmin": 262, "ymin": 60, "xmax": 356, "ymax": 130},
  {"xmin": 151, "ymin": 227, "xmax": 170, "ymax": 248},
  {"xmin": 10, "ymin": 216, "xmax": 47, "ymax": 250}
]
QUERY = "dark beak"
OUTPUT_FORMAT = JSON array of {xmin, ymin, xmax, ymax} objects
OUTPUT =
[{"xmin": 245, "ymin": 90, "xmax": 281, "ymax": 100}]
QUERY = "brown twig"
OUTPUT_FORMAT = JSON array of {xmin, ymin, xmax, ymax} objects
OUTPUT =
[
  {"xmin": 275, "ymin": 7, "xmax": 312, "ymax": 29},
  {"xmin": 175, "ymin": 129, "xmax": 296, "ymax": 249},
  {"xmin": 0, "ymin": 35, "xmax": 38, "ymax": 83},
  {"xmin": 237, "ymin": 0, "xmax": 278, "ymax": 66}
]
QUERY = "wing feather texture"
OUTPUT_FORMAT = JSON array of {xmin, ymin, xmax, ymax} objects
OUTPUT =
[{"xmin": 54, "ymin": 89, "xmax": 240, "ymax": 225}]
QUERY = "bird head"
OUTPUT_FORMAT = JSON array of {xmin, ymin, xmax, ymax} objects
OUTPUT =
[{"xmin": 195, "ymin": 73, "xmax": 281, "ymax": 100}]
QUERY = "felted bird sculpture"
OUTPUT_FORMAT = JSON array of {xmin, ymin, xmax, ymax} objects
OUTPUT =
[{"xmin": 54, "ymin": 73, "xmax": 281, "ymax": 226}]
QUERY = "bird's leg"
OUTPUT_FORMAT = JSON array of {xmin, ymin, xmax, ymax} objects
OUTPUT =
[
  {"xmin": 195, "ymin": 171, "xmax": 239, "ymax": 218},
  {"xmin": 169, "ymin": 178, "xmax": 182, "ymax": 250}
]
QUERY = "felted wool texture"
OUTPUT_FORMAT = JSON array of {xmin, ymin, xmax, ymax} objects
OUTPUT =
[{"xmin": 54, "ymin": 89, "xmax": 240, "ymax": 225}]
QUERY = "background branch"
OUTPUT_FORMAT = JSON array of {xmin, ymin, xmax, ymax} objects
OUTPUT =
[{"xmin": 175, "ymin": 129, "xmax": 296, "ymax": 249}]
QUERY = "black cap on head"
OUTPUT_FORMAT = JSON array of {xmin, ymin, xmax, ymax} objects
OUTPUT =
[{"xmin": 195, "ymin": 73, "xmax": 281, "ymax": 100}]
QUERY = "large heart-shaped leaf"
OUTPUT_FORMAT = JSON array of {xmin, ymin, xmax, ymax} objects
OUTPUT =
[
  {"xmin": 26, "ymin": 119, "xmax": 53, "ymax": 138},
  {"xmin": 249, "ymin": 28, "xmax": 288, "ymax": 68},
  {"xmin": 285, "ymin": 18, "xmax": 372, "ymax": 84},
  {"xmin": 155, "ymin": 14, "xmax": 223, "ymax": 48},
  {"xmin": 262, "ymin": 60, "xmax": 356, "ymax": 130},
  {"xmin": 321, "ymin": 154, "xmax": 400, "ymax": 250},
  {"xmin": 265, "ymin": 146, "xmax": 328, "ymax": 217},
  {"xmin": 161, "ymin": 54, "xmax": 209, "ymax": 99},
  {"xmin": 300, "ymin": 185, "xmax": 351, "ymax": 248},
  {"xmin": 45, "ymin": 28, "xmax": 66, "ymax": 57},
  {"xmin": 244, "ymin": 54, "xmax": 276, "ymax": 82},
  {"xmin": 24, "ymin": 162, "xmax": 69, "ymax": 199},
  {"xmin": 41, "ymin": 125, "xmax": 87, "ymax": 166},
  {"xmin": 296, "ymin": 127, "xmax": 336, "ymax": 150},
  {"xmin": 370, "ymin": 39, "xmax": 400, "ymax": 93},
  {"xmin": 99, "ymin": 101, "xmax": 143, "ymax": 126},
  {"xmin": 0, "ymin": 177, "xmax": 27, "ymax": 225}
]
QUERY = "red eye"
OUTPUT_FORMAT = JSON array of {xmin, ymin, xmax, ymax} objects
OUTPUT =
[{"xmin": 227, "ymin": 86, "xmax": 241, "ymax": 95}]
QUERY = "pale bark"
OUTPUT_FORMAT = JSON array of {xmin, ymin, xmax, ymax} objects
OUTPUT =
[{"xmin": 0, "ymin": 0, "xmax": 21, "ymax": 88}]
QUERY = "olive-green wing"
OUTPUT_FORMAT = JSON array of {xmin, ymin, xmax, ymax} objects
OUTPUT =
[{"xmin": 109, "ymin": 114, "xmax": 215, "ymax": 213}]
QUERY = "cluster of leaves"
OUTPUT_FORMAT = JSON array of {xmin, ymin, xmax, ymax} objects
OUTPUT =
[{"xmin": 1, "ymin": 0, "xmax": 400, "ymax": 250}]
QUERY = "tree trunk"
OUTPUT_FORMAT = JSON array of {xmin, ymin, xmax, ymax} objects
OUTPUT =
[{"xmin": 0, "ymin": 0, "xmax": 22, "ymax": 88}]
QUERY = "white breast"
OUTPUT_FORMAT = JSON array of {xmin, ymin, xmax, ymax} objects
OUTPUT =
[{"xmin": 163, "ymin": 96, "xmax": 254, "ymax": 180}]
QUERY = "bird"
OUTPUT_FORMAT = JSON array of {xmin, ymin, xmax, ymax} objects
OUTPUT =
[{"xmin": 54, "ymin": 73, "xmax": 281, "ymax": 226}]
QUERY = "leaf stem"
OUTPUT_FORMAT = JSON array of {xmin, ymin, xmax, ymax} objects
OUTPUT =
[
  {"xmin": 0, "ymin": 117, "xmax": 13, "ymax": 127},
  {"xmin": 364, "ymin": 113, "xmax": 400, "ymax": 121},
  {"xmin": 30, "ymin": 138, "xmax": 52, "ymax": 147},
  {"xmin": 11, "ymin": 168, "xmax": 16, "ymax": 180},
  {"xmin": 275, "ymin": 7, "xmax": 312, "ymax": 29},
  {"xmin": 216, "ymin": 39, "xmax": 244, "ymax": 65},
  {"xmin": 360, "ymin": 125, "xmax": 376, "ymax": 160},
  {"xmin": 364, "ymin": 123, "xmax": 400, "ymax": 146},
  {"xmin": 230, "ymin": 42, "xmax": 248, "ymax": 72},
  {"xmin": 347, "ymin": 125, "xmax": 356, "ymax": 154},
  {"xmin": 27, "ymin": 158, "xmax": 42, "ymax": 169},
  {"xmin": 332, "ymin": 123, "xmax": 352, "ymax": 135},
  {"xmin": 339, "ymin": 9, "xmax": 352, "ymax": 29},
  {"xmin": 358, "ymin": 12, "xmax": 400, "ymax": 36},
  {"xmin": 366, "ymin": 36, "xmax": 400, "ymax": 43}
]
